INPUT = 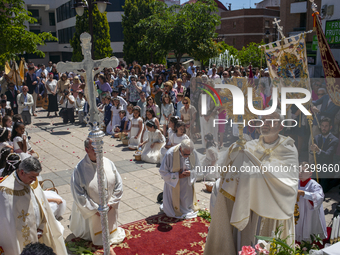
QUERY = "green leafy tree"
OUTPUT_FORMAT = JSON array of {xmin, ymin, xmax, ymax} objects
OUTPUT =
[
  {"xmin": 218, "ymin": 41, "xmax": 239, "ymax": 57},
  {"xmin": 70, "ymin": 5, "xmax": 112, "ymax": 61},
  {"xmin": 122, "ymin": 0, "xmax": 166, "ymax": 65},
  {"xmin": 237, "ymin": 41, "xmax": 267, "ymax": 68},
  {"xmin": 137, "ymin": 0, "xmax": 220, "ymax": 73},
  {"xmin": 0, "ymin": 0, "xmax": 56, "ymax": 64}
]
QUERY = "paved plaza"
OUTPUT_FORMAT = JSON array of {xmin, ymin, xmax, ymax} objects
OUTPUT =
[{"xmin": 26, "ymin": 109, "xmax": 340, "ymax": 244}]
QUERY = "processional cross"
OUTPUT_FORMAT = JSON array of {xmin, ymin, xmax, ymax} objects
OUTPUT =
[
  {"xmin": 56, "ymin": 32, "xmax": 118, "ymax": 255},
  {"xmin": 273, "ymin": 18, "xmax": 285, "ymax": 39},
  {"xmin": 57, "ymin": 32, "xmax": 118, "ymax": 124}
]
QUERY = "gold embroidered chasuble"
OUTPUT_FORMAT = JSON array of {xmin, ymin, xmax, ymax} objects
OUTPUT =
[
  {"xmin": 204, "ymin": 135, "xmax": 299, "ymax": 255},
  {"xmin": 0, "ymin": 172, "xmax": 67, "ymax": 255}
]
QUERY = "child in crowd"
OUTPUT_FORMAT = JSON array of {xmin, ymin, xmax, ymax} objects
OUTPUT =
[
  {"xmin": 128, "ymin": 106, "xmax": 143, "ymax": 150},
  {"xmin": 12, "ymin": 114, "xmax": 23, "ymax": 123},
  {"xmin": 169, "ymin": 121, "xmax": 189, "ymax": 147},
  {"xmin": 139, "ymin": 120, "xmax": 165, "ymax": 163},
  {"xmin": 2, "ymin": 115, "xmax": 12, "ymax": 131},
  {"xmin": 142, "ymin": 109, "xmax": 160, "ymax": 143},
  {"xmin": 295, "ymin": 162, "xmax": 327, "ymax": 242},
  {"xmin": 175, "ymin": 93, "xmax": 184, "ymax": 118},
  {"xmin": 120, "ymin": 87, "xmax": 127, "ymax": 101},
  {"xmin": 76, "ymin": 91, "xmax": 86, "ymax": 124},
  {"xmin": 0, "ymin": 127, "xmax": 13, "ymax": 151},
  {"xmin": 123, "ymin": 104, "xmax": 134, "ymax": 133},
  {"xmin": 107, "ymin": 98, "xmax": 123, "ymax": 135},
  {"xmin": 160, "ymin": 94, "xmax": 174, "ymax": 137},
  {"xmin": 160, "ymin": 116, "xmax": 179, "ymax": 163},
  {"xmin": 11, "ymin": 122, "xmax": 33, "ymax": 159},
  {"xmin": 104, "ymin": 96, "xmax": 112, "ymax": 132},
  {"xmin": 0, "ymin": 147, "xmax": 13, "ymax": 173},
  {"xmin": 113, "ymin": 110, "xmax": 128, "ymax": 138},
  {"xmin": 0, "ymin": 100, "xmax": 6, "ymax": 116}
]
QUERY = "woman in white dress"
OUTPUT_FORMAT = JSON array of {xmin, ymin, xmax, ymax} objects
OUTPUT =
[
  {"xmin": 109, "ymin": 98, "xmax": 124, "ymax": 133},
  {"xmin": 141, "ymin": 109, "xmax": 160, "ymax": 143},
  {"xmin": 139, "ymin": 120, "xmax": 165, "ymax": 163},
  {"xmin": 196, "ymin": 133, "xmax": 219, "ymax": 181},
  {"xmin": 128, "ymin": 106, "xmax": 143, "ymax": 150},
  {"xmin": 160, "ymin": 94, "xmax": 174, "ymax": 137},
  {"xmin": 160, "ymin": 116, "xmax": 179, "ymax": 163}
]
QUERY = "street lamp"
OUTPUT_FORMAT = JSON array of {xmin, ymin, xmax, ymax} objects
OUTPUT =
[{"xmin": 73, "ymin": 0, "xmax": 111, "ymax": 57}]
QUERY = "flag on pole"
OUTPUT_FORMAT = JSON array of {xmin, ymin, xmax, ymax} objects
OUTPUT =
[
  {"xmin": 5, "ymin": 62, "xmax": 11, "ymax": 75},
  {"xmin": 19, "ymin": 58, "xmax": 27, "ymax": 82},
  {"xmin": 313, "ymin": 11, "xmax": 340, "ymax": 106},
  {"xmin": 7, "ymin": 60, "xmax": 22, "ymax": 86}
]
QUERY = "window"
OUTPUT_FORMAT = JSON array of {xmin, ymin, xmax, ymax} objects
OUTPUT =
[
  {"xmin": 58, "ymin": 27, "xmax": 76, "ymax": 44},
  {"xmin": 30, "ymin": 29, "xmax": 41, "ymax": 35},
  {"xmin": 233, "ymin": 38, "xmax": 236, "ymax": 45},
  {"xmin": 265, "ymin": 38, "xmax": 269, "ymax": 44},
  {"xmin": 28, "ymin": 9, "xmax": 39, "ymax": 19},
  {"xmin": 265, "ymin": 20, "xmax": 270, "ymax": 28},
  {"xmin": 49, "ymin": 13, "xmax": 56, "ymax": 26},
  {"xmin": 233, "ymin": 21, "xmax": 236, "ymax": 29},
  {"xmin": 106, "ymin": 0, "xmax": 125, "ymax": 12},
  {"xmin": 109, "ymin": 22, "xmax": 124, "ymax": 42},
  {"xmin": 300, "ymin": 13, "xmax": 307, "ymax": 28},
  {"xmin": 56, "ymin": 1, "xmax": 76, "ymax": 23}
]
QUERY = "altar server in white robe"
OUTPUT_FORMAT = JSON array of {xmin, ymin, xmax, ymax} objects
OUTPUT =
[
  {"xmin": 70, "ymin": 138, "xmax": 126, "ymax": 246},
  {"xmin": 204, "ymin": 110, "xmax": 299, "ymax": 255},
  {"xmin": 159, "ymin": 139, "xmax": 200, "ymax": 219},
  {"xmin": 0, "ymin": 157, "xmax": 67, "ymax": 255},
  {"xmin": 295, "ymin": 162, "xmax": 327, "ymax": 242}
]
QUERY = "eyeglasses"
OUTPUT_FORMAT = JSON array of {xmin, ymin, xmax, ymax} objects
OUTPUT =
[{"xmin": 183, "ymin": 102, "xmax": 188, "ymax": 104}]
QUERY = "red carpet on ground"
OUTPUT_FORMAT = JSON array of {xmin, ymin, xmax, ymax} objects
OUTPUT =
[{"xmin": 69, "ymin": 214, "xmax": 210, "ymax": 255}]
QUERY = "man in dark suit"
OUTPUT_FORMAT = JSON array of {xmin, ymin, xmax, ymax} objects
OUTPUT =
[
  {"xmin": 25, "ymin": 66, "xmax": 38, "ymax": 116},
  {"xmin": 5, "ymin": 82, "xmax": 19, "ymax": 114},
  {"xmin": 310, "ymin": 117, "xmax": 339, "ymax": 192}
]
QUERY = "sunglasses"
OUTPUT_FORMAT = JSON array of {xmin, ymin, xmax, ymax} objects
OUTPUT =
[{"xmin": 183, "ymin": 102, "xmax": 188, "ymax": 104}]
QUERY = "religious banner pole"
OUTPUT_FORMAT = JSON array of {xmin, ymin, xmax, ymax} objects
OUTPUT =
[{"xmin": 57, "ymin": 32, "xmax": 118, "ymax": 255}]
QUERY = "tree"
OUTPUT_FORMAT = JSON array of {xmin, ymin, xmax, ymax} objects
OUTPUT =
[
  {"xmin": 0, "ymin": 0, "xmax": 56, "ymax": 64},
  {"xmin": 137, "ymin": 0, "xmax": 220, "ymax": 73},
  {"xmin": 70, "ymin": 5, "xmax": 112, "ymax": 61},
  {"xmin": 237, "ymin": 41, "xmax": 267, "ymax": 68},
  {"xmin": 122, "ymin": 0, "xmax": 166, "ymax": 65}
]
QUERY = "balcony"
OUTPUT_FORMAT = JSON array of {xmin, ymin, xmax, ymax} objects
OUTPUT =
[
  {"xmin": 29, "ymin": 16, "xmax": 42, "ymax": 26},
  {"xmin": 291, "ymin": 1, "xmax": 307, "ymax": 14}
]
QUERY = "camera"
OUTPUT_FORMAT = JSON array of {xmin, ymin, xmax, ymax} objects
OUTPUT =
[{"xmin": 64, "ymin": 91, "xmax": 70, "ymax": 96}]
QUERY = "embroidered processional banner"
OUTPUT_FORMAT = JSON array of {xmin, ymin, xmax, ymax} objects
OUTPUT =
[
  {"xmin": 313, "ymin": 12, "xmax": 340, "ymax": 106},
  {"xmin": 263, "ymin": 34, "xmax": 312, "ymax": 100}
]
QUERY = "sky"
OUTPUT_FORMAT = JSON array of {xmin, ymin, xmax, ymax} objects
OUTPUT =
[{"xmin": 179, "ymin": 0, "xmax": 263, "ymax": 10}]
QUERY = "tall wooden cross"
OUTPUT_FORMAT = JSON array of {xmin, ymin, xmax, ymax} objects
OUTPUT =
[
  {"xmin": 273, "ymin": 18, "xmax": 285, "ymax": 39},
  {"xmin": 57, "ymin": 32, "xmax": 118, "ymax": 124}
]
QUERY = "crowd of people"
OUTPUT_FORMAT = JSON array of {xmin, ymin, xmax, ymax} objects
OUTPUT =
[{"xmin": 0, "ymin": 58, "xmax": 339, "ymax": 254}]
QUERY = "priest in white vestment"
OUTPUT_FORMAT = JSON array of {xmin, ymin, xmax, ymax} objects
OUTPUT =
[
  {"xmin": 159, "ymin": 139, "xmax": 200, "ymax": 219},
  {"xmin": 0, "ymin": 157, "xmax": 67, "ymax": 255},
  {"xmin": 70, "ymin": 138, "xmax": 126, "ymax": 246},
  {"xmin": 204, "ymin": 110, "xmax": 299, "ymax": 255},
  {"xmin": 295, "ymin": 162, "xmax": 327, "ymax": 242}
]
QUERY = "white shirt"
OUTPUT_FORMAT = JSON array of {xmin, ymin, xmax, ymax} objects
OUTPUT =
[
  {"xmin": 23, "ymin": 94, "xmax": 29, "ymax": 111},
  {"xmin": 76, "ymin": 97, "xmax": 85, "ymax": 111},
  {"xmin": 59, "ymin": 95, "xmax": 75, "ymax": 108},
  {"xmin": 46, "ymin": 79, "xmax": 57, "ymax": 95}
]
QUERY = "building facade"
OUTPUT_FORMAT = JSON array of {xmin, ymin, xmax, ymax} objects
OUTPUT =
[
  {"xmin": 216, "ymin": 8, "xmax": 280, "ymax": 50},
  {"xmin": 24, "ymin": 0, "xmax": 124, "ymax": 64}
]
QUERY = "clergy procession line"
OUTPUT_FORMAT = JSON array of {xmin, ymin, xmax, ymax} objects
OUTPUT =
[{"xmin": 0, "ymin": 59, "xmax": 339, "ymax": 255}]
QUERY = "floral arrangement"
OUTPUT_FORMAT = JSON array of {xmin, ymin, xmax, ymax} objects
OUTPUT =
[
  {"xmin": 197, "ymin": 209, "xmax": 211, "ymax": 222},
  {"xmin": 238, "ymin": 225, "xmax": 321, "ymax": 255}
]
